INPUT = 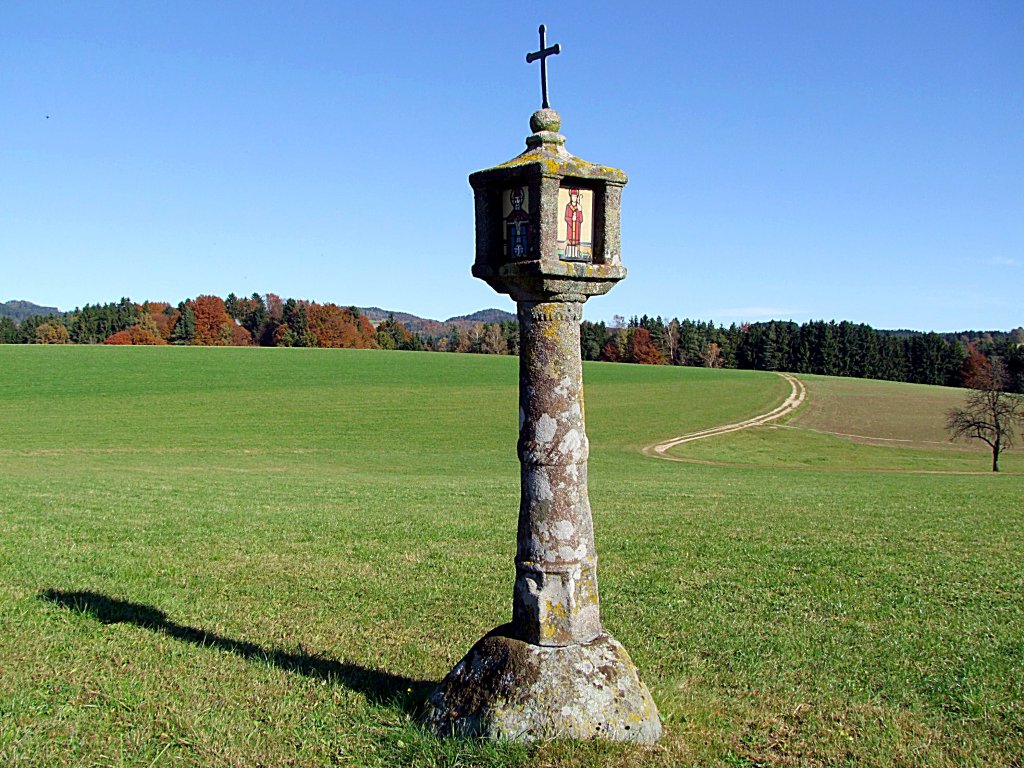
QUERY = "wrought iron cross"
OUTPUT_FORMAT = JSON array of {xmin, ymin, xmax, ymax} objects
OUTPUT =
[{"xmin": 526, "ymin": 24, "xmax": 561, "ymax": 110}]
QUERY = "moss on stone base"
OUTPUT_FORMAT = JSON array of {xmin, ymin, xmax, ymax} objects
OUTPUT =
[{"xmin": 423, "ymin": 625, "xmax": 661, "ymax": 743}]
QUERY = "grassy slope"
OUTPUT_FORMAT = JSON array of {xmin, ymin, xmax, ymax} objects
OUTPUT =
[
  {"xmin": 790, "ymin": 375, "xmax": 983, "ymax": 445},
  {"xmin": 0, "ymin": 348, "xmax": 1021, "ymax": 767},
  {"xmin": 672, "ymin": 374, "xmax": 1024, "ymax": 473}
]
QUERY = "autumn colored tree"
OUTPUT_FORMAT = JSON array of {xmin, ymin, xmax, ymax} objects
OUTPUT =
[
  {"xmin": 947, "ymin": 357, "xmax": 1024, "ymax": 472},
  {"xmin": 306, "ymin": 303, "xmax": 376, "ymax": 348},
  {"xmin": 103, "ymin": 308, "xmax": 167, "ymax": 345},
  {"xmin": 960, "ymin": 344, "xmax": 991, "ymax": 389},
  {"xmin": 599, "ymin": 323, "xmax": 628, "ymax": 362},
  {"xmin": 35, "ymin": 322, "xmax": 71, "ymax": 344},
  {"xmin": 305, "ymin": 302, "xmax": 345, "ymax": 347},
  {"xmin": 141, "ymin": 302, "xmax": 178, "ymax": 342},
  {"xmin": 375, "ymin": 314, "xmax": 414, "ymax": 350},
  {"xmin": 265, "ymin": 293, "xmax": 284, "ymax": 323},
  {"xmin": 191, "ymin": 295, "xmax": 232, "ymax": 346},
  {"xmin": 354, "ymin": 310, "xmax": 377, "ymax": 348},
  {"xmin": 458, "ymin": 323, "xmax": 486, "ymax": 353},
  {"xmin": 601, "ymin": 339, "xmax": 620, "ymax": 362},
  {"xmin": 481, "ymin": 324, "xmax": 508, "ymax": 355},
  {"xmin": 227, "ymin": 323, "xmax": 253, "ymax": 346},
  {"xmin": 626, "ymin": 328, "xmax": 664, "ymax": 365},
  {"xmin": 103, "ymin": 325, "xmax": 167, "ymax": 345},
  {"xmin": 700, "ymin": 341, "xmax": 724, "ymax": 368}
]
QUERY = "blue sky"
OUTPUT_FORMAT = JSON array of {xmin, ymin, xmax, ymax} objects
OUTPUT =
[{"xmin": 2, "ymin": 1, "xmax": 1021, "ymax": 331}]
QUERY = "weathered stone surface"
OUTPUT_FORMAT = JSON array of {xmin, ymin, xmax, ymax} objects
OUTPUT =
[
  {"xmin": 529, "ymin": 107, "xmax": 562, "ymax": 134},
  {"xmin": 469, "ymin": 109, "xmax": 628, "ymax": 302},
  {"xmin": 423, "ymin": 626, "xmax": 661, "ymax": 743},
  {"xmin": 428, "ymin": 97, "xmax": 661, "ymax": 743},
  {"xmin": 513, "ymin": 301, "xmax": 600, "ymax": 646}
]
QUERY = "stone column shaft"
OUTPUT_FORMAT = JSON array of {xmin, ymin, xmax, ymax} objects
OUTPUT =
[{"xmin": 512, "ymin": 301, "xmax": 601, "ymax": 646}]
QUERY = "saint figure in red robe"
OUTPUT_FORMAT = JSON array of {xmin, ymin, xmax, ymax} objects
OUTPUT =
[{"xmin": 564, "ymin": 188, "xmax": 583, "ymax": 260}]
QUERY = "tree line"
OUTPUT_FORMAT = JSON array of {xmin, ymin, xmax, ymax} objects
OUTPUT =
[
  {"xmin": 581, "ymin": 316, "xmax": 1024, "ymax": 392},
  {"xmin": 2, "ymin": 295, "xmax": 1021, "ymax": 392},
  {"xmin": 0, "ymin": 295, "xmax": 394, "ymax": 351}
]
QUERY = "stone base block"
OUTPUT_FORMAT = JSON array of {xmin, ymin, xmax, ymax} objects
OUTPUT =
[{"xmin": 422, "ymin": 625, "xmax": 661, "ymax": 743}]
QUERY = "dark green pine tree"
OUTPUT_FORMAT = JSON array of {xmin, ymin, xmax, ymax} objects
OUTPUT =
[
  {"xmin": 242, "ymin": 293, "xmax": 268, "ymax": 340},
  {"xmin": 375, "ymin": 314, "xmax": 409, "ymax": 350},
  {"xmin": 293, "ymin": 304, "xmax": 312, "ymax": 347},
  {"xmin": 172, "ymin": 303, "xmax": 196, "ymax": 345},
  {"xmin": 580, "ymin": 321, "xmax": 606, "ymax": 361},
  {"xmin": 762, "ymin": 322, "xmax": 782, "ymax": 371},
  {"xmin": 677, "ymin": 320, "xmax": 702, "ymax": 366},
  {"xmin": 816, "ymin": 321, "xmax": 841, "ymax": 376},
  {"xmin": 0, "ymin": 316, "xmax": 16, "ymax": 343},
  {"xmin": 500, "ymin": 320, "xmax": 520, "ymax": 356}
]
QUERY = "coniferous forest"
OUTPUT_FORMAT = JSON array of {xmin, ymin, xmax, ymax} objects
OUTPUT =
[{"xmin": 1, "ymin": 295, "xmax": 1021, "ymax": 393}]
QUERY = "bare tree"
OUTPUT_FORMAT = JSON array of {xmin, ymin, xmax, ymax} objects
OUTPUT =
[{"xmin": 946, "ymin": 357, "xmax": 1024, "ymax": 472}]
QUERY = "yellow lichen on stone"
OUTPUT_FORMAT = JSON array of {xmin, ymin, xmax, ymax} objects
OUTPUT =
[{"xmin": 543, "ymin": 599, "xmax": 568, "ymax": 619}]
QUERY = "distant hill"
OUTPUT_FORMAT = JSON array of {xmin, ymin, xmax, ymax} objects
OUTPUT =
[
  {"xmin": 358, "ymin": 307, "xmax": 516, "ymax": 338},
  {"xmin": 446, "ymin": 309, "xmax": 517, "ymax": 324},
  {"xmin": 1, "ymin": 300, "xmax": 61, "ymax": 323},
  {"xmin": 358, "ymin": 307, "xmax": 429, "ymax": 326}
]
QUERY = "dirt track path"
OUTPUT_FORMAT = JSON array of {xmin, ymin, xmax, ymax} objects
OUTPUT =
[{"xmin": 642, "ymin": 372, "xmax": 806, "ymax": 461}]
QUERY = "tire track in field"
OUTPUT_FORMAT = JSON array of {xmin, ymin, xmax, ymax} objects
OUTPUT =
[{"xmin": 642, "ymin": 372, "xmax": 806, "ymax": 461}]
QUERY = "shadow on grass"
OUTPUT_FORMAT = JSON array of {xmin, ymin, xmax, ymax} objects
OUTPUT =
[{"xmin": 39, "ymin": 588, "xmax": 435, "ymax": 715}]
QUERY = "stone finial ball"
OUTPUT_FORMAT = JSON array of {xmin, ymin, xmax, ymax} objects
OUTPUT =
[{"xmin": 530, "ymin": 109, "xmax": 562, "ymax": 134}]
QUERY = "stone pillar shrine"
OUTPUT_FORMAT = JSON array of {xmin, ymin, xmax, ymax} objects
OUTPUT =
[{"xmin": 423, "ymin": 26, "xmax": 661, "ymax": 743}]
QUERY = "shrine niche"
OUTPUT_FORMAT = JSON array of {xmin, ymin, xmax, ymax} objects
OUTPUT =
[
  {"xmin": 502, "ymin": 186, "xmax": 531, "ymax": 260},
  {"xmin": 557, "ymin": 186, "xmax": 593, "ymax": 262}
]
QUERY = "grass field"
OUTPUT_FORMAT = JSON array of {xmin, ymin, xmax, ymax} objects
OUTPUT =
[{"xmin": 1, "ymin": 347, "xmax": 1022, "ymax": 767}]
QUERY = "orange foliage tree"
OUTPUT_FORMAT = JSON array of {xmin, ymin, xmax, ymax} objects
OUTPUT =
[
  {"xmin": 961, "ymin": 343, "xmax": 991, "ymax": 389},
  {"xmin": 187, "ymin": 295, "xmax": 252, "ymax": 346},
  {"xmin": 104, "ymin": 309, "xmax": 167, "ymax": 345},
  {"xmin": 307, "ymin": 303, "xmax": 377, "ymax": 349},
  {"xmin": 265, "ymin": 293, "xmax": 284, "ymax": 324},
  {"xmin": 227, "ymin": 322, "xmax": 253, "ymax": 346},
  {"xmin": 627, "ymin": 328, "xmax": 665, "ymax": 365},
  {"xmin": 104, "ymin": 325, "xmax": 167, "ymax": 345},
  {"xmin": 191, "ymin": 295, "xmax": 231, "ymax": 345},
  {"xmin": 144, "ymin": 302, "xmax": 179, "ymax": 342}
]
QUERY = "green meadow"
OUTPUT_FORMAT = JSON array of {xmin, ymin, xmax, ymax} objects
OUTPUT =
[{"xmin": 1, "ymin": 346, "xmax": 1021, "ymax": 767}]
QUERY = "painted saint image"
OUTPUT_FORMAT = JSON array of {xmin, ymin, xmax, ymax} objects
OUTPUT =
[
  {"xmin": 563, "ymin": 188, "xmax": 584, "ymax": 260},
  {"xmin": 557, "ymin": 186, "xmax": 593, "ymax": 262},
  {"xmin": 504, "ymin": 187, "xmax": 530, "ymax": 259}
]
